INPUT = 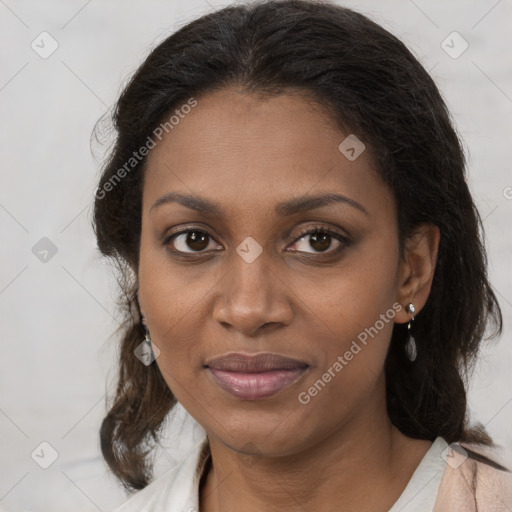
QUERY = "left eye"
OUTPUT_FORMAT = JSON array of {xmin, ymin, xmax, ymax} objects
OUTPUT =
[{"xmin": 289, "ymin": 228, "xmax": 346, "ymax": 254}]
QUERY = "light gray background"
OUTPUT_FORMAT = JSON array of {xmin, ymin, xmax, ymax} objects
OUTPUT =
[{"xmin": 1, "ymin": 0, "xmax": 511, "ymax": 510}]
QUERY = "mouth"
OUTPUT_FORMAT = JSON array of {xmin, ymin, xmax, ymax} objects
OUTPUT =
[{"xmin": 204, "ymin": 352, "xmax": 310, "ymax": 400}]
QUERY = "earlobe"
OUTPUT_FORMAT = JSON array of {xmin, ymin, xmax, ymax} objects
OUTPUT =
[{"xmin": 395, "ymin": 223, "xmax": 440, "ymax": 324}]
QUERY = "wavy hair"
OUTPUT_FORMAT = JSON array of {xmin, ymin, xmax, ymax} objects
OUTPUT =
[{"xmin": 92, "ymin": 0, "xmax": 505, "ymax": 492}]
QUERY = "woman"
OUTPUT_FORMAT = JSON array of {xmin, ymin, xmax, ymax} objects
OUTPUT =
[{"xmin": 93, "ymin": 0, "xmax": 512, "ymax": 510}]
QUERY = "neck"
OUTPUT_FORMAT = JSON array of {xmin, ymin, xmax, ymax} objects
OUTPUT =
[{"xmin": 199, "ymin": 379, "xmax": 432, "ymax": 512}]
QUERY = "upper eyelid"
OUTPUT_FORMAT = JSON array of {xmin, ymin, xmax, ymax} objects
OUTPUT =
[
  {"xmin": 164, "ymin": 225, "xmax": 220, "ymax": 243},
  {"xmin": 164, "ymin": 223, "xmax": 346, "ymax": 238}
]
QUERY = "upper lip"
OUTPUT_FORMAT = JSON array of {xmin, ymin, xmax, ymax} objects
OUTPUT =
[{"xmin": 205, "ymin": 352, "xmax": 309, "ymax": 373}]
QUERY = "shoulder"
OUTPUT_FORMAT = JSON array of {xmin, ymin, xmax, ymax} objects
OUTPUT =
[
  {"xmin": 111, "ymin": 438, "xmax": 208, "ymax": 512},
  {"xmin": 434, "ymin": 440, "xmax": 512, "ymax": 511}
]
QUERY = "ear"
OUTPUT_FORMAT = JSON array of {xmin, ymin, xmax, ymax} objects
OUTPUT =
[{"xmin": 395, "ymin": 223, "xmax": 440, "ymax": 324}]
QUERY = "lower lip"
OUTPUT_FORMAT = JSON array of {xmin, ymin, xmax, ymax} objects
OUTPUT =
[{"xmin": 207, "ymin": 367, "xmax": 308, "ymax": 400}]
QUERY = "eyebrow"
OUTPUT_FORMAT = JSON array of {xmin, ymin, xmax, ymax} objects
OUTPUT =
[{"xmin": 150, "ymin": 192, "xmax": 369, "ymax": 217}]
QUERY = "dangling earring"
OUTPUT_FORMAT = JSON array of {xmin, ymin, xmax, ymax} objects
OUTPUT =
[
  {"xmin": 144, "ymin": 326, "xmax": 152, "ymax": 344},
  {"xmin": 133, "ymin": 323, "xmax": 160, "ymax": 365},
  {"xmin": 405, "ymin": 303, "xmax": 417, "ymax": 362},
  {"xmin": 143, "ymin": 326, "xmax": 156, "ymax": 359},
  {"xmin": 141, "ymin": 315, "xmax": 153, "ymax": 354}
]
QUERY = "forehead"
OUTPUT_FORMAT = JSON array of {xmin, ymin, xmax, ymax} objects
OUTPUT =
[{"xmin": 143, "ymin": 87, "xmax": 393, "ymax": 220}]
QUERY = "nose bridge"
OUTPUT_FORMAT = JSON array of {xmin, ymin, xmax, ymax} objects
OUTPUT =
[
  {"xmin": 214, "ymin": 245, "xmax": 290, "ymax": 334},
  {"xmin": 226, "ymin": 248, "xmax": 273, "ymax": 311}
]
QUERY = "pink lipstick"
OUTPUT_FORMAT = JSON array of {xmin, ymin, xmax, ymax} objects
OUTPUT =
[{"xmin": 205, "ymin": 353, "xmax": 309, "ymax": 400}]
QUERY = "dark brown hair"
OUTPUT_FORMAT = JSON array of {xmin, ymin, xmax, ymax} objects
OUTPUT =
[{"xmin": 92, "ymin": 0, "xmax": 506, "ymax": 492}]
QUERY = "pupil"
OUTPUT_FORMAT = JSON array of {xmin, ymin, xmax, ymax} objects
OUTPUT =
[
  {"xmin": 187, "ymin": 231, "xmax": 208, "ymax": 251},
  {"xmin": 311, "ymin": 232, "xmax": 330, "ymax": 252}
]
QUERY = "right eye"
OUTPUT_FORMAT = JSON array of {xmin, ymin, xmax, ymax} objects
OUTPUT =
[{"xmin": 164, "ymin": 228, "xmax": 223, "ymax": 254}]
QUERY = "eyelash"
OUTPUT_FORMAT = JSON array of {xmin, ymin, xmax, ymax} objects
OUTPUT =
[{"xmin": 163, "ymin": 224, "xmax": 350, "ymax": 258}]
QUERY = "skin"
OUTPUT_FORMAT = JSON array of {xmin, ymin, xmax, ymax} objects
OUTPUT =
[{"xmin": 138, "ymin": 86, "xmax": 440, "ymax": 512}]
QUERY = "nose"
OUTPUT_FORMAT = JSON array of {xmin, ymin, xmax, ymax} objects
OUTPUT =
[{"xmin": 212, "ymin": 251, "xmax": 293, "ymax": 337}]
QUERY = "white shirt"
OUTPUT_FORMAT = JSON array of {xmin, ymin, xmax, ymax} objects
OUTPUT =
[
  {"xmin": 112, "ymin": 436, "xmax": 449, "ymax": 512},
  {"xmin": 388, "ymin": 436, "xmax": 448, "ymax": 511}
]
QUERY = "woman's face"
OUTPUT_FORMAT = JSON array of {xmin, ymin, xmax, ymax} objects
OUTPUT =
[{"xmin": 138, "ymin": 87, "xmax": 410, "ymax": 457}]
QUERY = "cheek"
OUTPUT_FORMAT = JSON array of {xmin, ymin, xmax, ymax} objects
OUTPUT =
[
  {"xmin": 138, "ymin": 271, "xmax": 206, "ymax": 359},
  {"xmin": 137, "ymin": 236, "xmax": 223, "ymax": 392},
  {"xmin": 138, "ymin": 237, "xmax": 186, "ymax": 354},
  {"xmin": 138, "ymin": 223, "xmax": 210, "ymax": 333},
  {"xmin": 306, "ymin": 232, "xmax": 399, "ymax": 339},
  {"xmin": 296, "ymin": 234, "xmax": 400, "ymax": 399}
]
